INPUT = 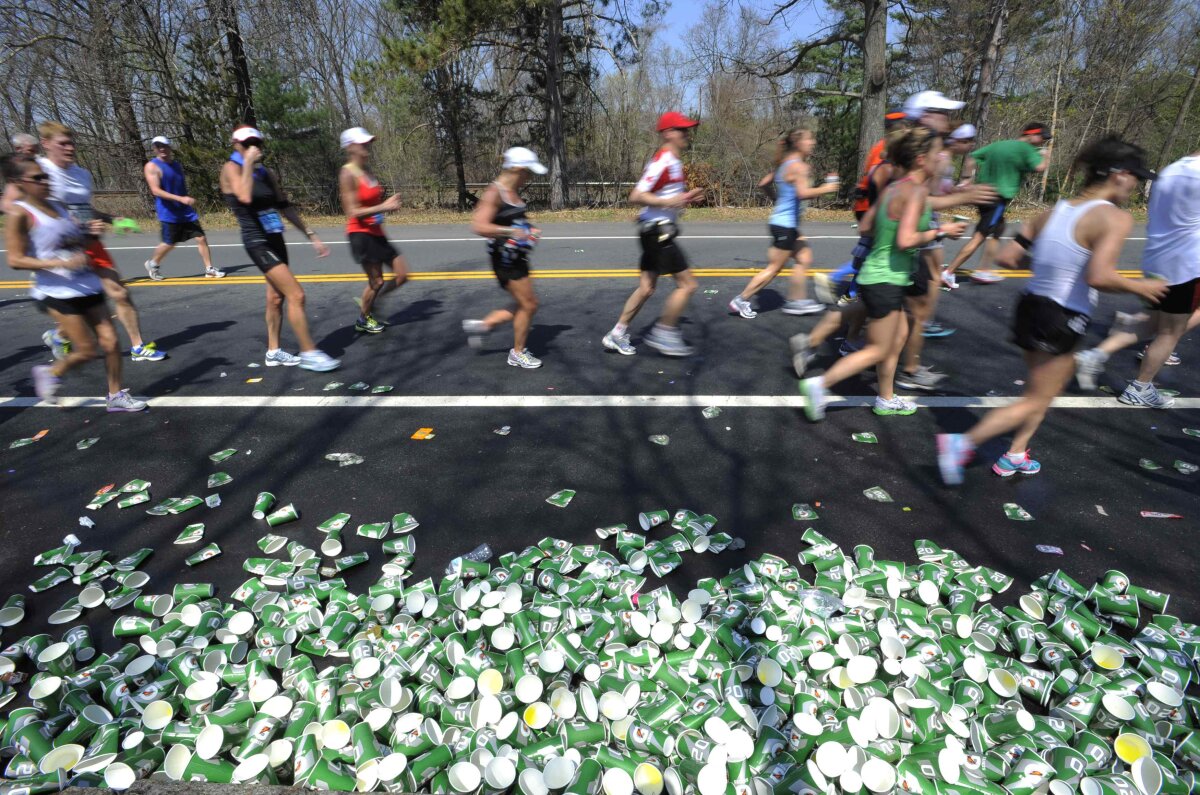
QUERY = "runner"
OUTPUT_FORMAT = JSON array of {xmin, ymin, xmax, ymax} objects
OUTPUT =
[
  {"xmin": 3, "ymin": 154, "xmax": 146, "ymax": 412},
  {"xmin": 219, "ymin": 125, "xmax": 340, "ymax": 371},
  {"xmin": 142, "ymin": 136, "xmax": 223, "ymax": 279},
  {"xmin": 1073, "ymin": 148, "xmax": 1200, "ymax": 405},
  {"xmin": 462, "ymin": 147, "xmax": 546, "ymax": 368},
  {"xmin": 602, "ymin": 111, "xmax": 705, "ymax": 357},
  {"xmin": 937, "ymin": 137, "xmax": 1166, "ymax": 484},
  {"xmin": 37, "ymin": 122, "xmax": 165, "ymax": 362},
  {"xmin": 338, "ymin": 127, "xmax": 408, "ymax": 334},
  {"xmin": 895, "ymin": 122, "xmax": 983, "ymax": 390},
  {"xmin": 729, "ymin": 128, "xmax": 838, "ymax": 318},
  {"xmin": 1, "ymin": 134, "xmax": 37, "ymax": 214},
  {"xmin": 944, "ymin": 122, "xmax": 1050, "ymax": 286},
  {"xmin": 798, "ymin": 127, "xmax": 966, "ymax": 421}
]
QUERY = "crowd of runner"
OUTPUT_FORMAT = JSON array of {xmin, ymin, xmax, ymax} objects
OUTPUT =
[{"xmin": 3, "ymin": 89, "xmax": 1197, "ymax": 484}]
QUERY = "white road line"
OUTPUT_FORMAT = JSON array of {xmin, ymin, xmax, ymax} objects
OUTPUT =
[
  {"xmin": 2, "ymin": 395, "xmax": 1196, "ymax": 409},
  {"xmin": 0, "ymin": 234, "xmax": 1149, "ymax": 253}
]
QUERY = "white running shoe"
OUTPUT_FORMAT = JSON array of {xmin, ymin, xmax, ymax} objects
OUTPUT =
[
  {"xmin": 1118, "ymin": 382, "xmax": 1175, "ymax": 409},
  {"xmin": 941, "ymin": 271, "xmax": 959, "ymax": 290},
  {"xmin": 1073, "ymin": 348, "xmax": 1106, "ymax": 391},
  {"xmin": 969, "ymin": 269, "xmax": 1004, "ymax": 284},
  {"xmin": 789, "ymin": 334, "xmax": 813, "ymax": 378},
  {"xmin": 107, "ymin": 389, "xmax": 148, "ymax": 412},
  {"xmin": 602, "ymin": 332, "xmax": 636, "ymax": 355},
  {"xmin": 32, "ymin": 364, "xmax": 60, "ymax": 405},
  {"xmin": 507, "ymin": 349, "xmax": 543, "ymax": 368},
  {"xmin": 781, "ymin": 298, "xmax": 824, "ymax": 316},
  {"xmin": 299, "ymin": 350, "xmax": 341, "ymax": 372},
  {"xmin": 728, "ymin": 296, "xmax": 757, "ymax": 319},
  {"xmin": 463, "ymin": 319, "xmax": 490, "ymax": 350},
  {"xmin": 265, "ymin": 349, "xmax": 302, "ymax": 367},
  {"xmin": 144, "ymin": 259, "xmax": 164, "ymax": 281},
  {"xmin": 205, "ymin": 267, "xmax": 226, "ymax": 278},
  {"xmin": 644, "ymin": 325, "xmax": 694, "ymax": 357},
  {"xmin": 812, "ymin": 273, "xmax": 836, "ymax": 305}
]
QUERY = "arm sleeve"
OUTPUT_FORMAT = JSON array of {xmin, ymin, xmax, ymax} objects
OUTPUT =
[{"xmin": 635, "ymin": 155, "xmax": 669, "ymax": 194}]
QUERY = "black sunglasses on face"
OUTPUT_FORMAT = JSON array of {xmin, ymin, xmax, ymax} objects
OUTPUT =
[{"xmin": 25, "ymin": 174, "xmax": 50, "ymax": 183}]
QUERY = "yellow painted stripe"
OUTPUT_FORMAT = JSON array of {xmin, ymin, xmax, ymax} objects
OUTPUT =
[{"xmin": 0, "ymin": 269, "xmax": 1146, "ymax": 289}]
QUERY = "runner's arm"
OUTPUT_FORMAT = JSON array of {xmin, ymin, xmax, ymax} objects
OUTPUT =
[
  {"xmin": 896, "ymin": 185, "xmax": 941, "ymax": 250},
  {"xmin": 225, "ymin": 160, "xmax": 255, "ymax": 205},
  {"xmin": 4, "ymin": 210, "xmax": 87, "ymax": 270},
  {"xmin": 1083, "ymin": 208, "xmax": 1164, "ymax": 302},
  {"xmin": 471, "ymin": 184, "xmax": 525, "ymax": 240},
  {"xmin": 0, "ymin": 182, "xmax": 21, "ymax": 215},
  {"xmin": 758, "ymin": 172, "xmax": 776, "ymax": 202},
  {"xmin": 994, "ymin": 209, "xmax": 1051, "ymax": 268},
  {"xmin": 791, "ymin": 161, "xmax": 837, "ymax": 199},
  {"xmin": 143, "ymin": 162, "xmax": 190, "ymax": 204}
]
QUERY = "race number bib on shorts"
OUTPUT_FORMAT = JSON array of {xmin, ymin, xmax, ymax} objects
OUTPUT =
[{"xmin": 257, "ymin": 210, "xmax": 284, "ymax": 234}]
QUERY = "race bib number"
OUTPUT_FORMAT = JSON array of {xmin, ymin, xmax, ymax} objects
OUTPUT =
[{"xmin": 257, "ymin": 210, "xmax": 284, "ymax": 234}]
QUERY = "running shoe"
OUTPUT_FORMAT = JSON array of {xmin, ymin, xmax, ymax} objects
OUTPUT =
[
  {"xmin": 936, "ymin": 433, "xmax": 974, "ymax": 485},
  {"xmin": 799, "ymin": 376, "xmax": 826, "ymax": 422},
  {"xmin": 32, "ymin": 364, "xmax": 60, "ymax": 405},
  {"xmin": 873, "ymin": 396, "xmax": 918, "ymax": 416},
  {"xmin": 644, "ymin": 325, "xmax": 694, "ymax": 357},
  {"xmin": 838, "ymin": 338, "xmax": 864, "ymax": 357},
  {"xmin": 355, "ymin": 315, "xmax": 385, "ymax": 334},
  {"xmin": 1118, "ymin": 381, "xmax": 1175, "ymax": 408},
  {"xmin": 265, "ymin": 349, "xmax": 301, "ymax": 367},
  {"xmin": 895, "ymin": 365, "xmax": 946, "ymax": 392},
  {"xmin": 1073, "ymin": 348, "xmax": 1106, "ymax": 391},
  {"xmin": 298, "ymin": 350, "xmax": 341, "ymax": 372},
  {"xmin": 42, "ymin": 329, "xmax": 69, "ymax": 360},
  {"xmin": 1135, "ymin": 348, "xmax": 1181, "ymax": 366},
  {"xmin": 782, "ymin": 298, "xmax": 824, "ymax": 316},
  {"xmin": 992, "ymin": 450, "xmax": 1041, "ymax": 477},
  {"xmin": 107, "ymin": 389, "xmax": 148, "ymax": 412},
  {"xmin": 922, "ymin": 321, "xmax": 956, "ymax": 338},
  {"xmin": 941, "ymin": 271, "xmax": 959, "ymax": 290},
  {"xmin": 812, "ymin": 273, "xmax": 836, "ymax": 305},
  {"xmin": 130, "ymin": 343, "xmax": 166, "ymax": 362},
  {"xmin": 728, "ymin": 295, "xmax": 757, "ymax": 319},
  {"xmin": 969, "ymin": 270, "xmax": 1004, "ymax": 284},
  {"xmin": 462, "ymin": 319, "xmax": 490, "ymax": 350},
  {"xmin": 789, "ymin": 333, "xmax": 813, "ymax": 378},
  {"xmin": 507, "ymin": 349, "xmax": 543, "ymax": 369},
  {"xmin": 205, "ymin": 267, "xmax": 226, "ymax": 278},
  {"xmin": 602, "ymin": 331, "xmax": 636, "ymax": 355},
  {"xmin": 144, "ymin": 259, "xmax": 164, "ymax": 281}
]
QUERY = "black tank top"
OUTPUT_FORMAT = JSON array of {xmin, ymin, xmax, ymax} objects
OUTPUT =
[
  {"xmin": 223, "ymin": 159, "xmax": 286, "ymax": 245},
  {"xmin": 489, "ymin": 183, "xmax": 528, "ymax": 247}
]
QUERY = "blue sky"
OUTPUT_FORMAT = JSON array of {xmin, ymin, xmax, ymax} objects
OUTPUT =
[{"xmin": 655, "ymin": 0, "xmax": 830, "ymax": 51}]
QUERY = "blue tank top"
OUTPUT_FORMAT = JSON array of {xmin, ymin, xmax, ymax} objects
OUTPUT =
[
  {"xmin": 153, "ymin": 157, "xmax": 199, "ymax": 223},
  {"xmin": 769, "ymin": 157, "xmax": 804, "ymax": 229}
]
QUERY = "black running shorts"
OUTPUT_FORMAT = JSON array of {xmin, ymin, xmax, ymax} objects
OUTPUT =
[
  {"xmin": 859, "ymin": 282, "xmax": 906, "ymax": 319},
  {"xmin": 38, "ymin": 292, "xmax": 106, "ymax": 316},
  {"xmin": 161, "ymin": 220, "xmax": 205, "ymax": 246},
  {"xmin": 1158, "ymin": 277, "xmax": 1200, "ymax": 315},
  {"xmin": 1012, "ymin": 292, "xmax": 1089, "ymax": 356},
  {"xmin": 639, "ymin": 228, "xmax": 689, "ymax": 276},
  {"xmin": 975, "ymin": 201, "xmax": 1008, "ymax": 239},
  {"xmin": 905, "ymin": 257, "xmax": 935, "ymax": 298},
  {"xmin": 768, "ymin": 225, "xmax": 807, "ymax": 252},
  {"xmin": 245, "ymin": 234, "xmax": 289, "ymax": 272},
  {"xmin": 491, "ymin": 246, "xmax": 530, "ymax": 288},
  {"xmin": 349, "ymin": 233, "xmax": 400, "ymax": 267}
]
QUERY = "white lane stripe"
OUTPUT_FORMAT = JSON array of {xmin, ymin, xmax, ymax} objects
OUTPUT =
[
  {"xmin": 0, "ymin": 234, "xmax": 1150, "ymax": 253},
  {"xmin": 2, "ymin": 395, "xmax": 1196, "ymax": 409}
]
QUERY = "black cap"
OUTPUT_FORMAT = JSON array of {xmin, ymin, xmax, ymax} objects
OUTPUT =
[{"xmin": 1022, "ymin": 122, "xmax": 1051, "ymax": 141}]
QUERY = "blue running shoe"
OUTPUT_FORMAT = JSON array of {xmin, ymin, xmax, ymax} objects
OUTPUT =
[
  {"xmin": 993, "ymin": 450, "xmax": 1041, "ymax": 478},
  {"xmin": 130, "ymin": 343, "xmax": 166, "ymax": 362}
]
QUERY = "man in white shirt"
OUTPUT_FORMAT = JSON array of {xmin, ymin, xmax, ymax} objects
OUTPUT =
[
  {"xmin": 1073, "ymin": 152, "xmax": 1200, "ymax": 407},
  {"xmin": 602, "ymin": 111, "xmax": 705, "ymax": 357}
]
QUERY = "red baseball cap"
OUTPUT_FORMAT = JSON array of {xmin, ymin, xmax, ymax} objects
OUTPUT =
[{"xmin": 657, "ymin": 111, "xmax": 699, "ymax": 132}]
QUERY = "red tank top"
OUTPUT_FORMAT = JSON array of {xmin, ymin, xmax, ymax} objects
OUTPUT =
[{"xmin": 345, "ymin": 167, "xmax": 385, "ymax": 236}]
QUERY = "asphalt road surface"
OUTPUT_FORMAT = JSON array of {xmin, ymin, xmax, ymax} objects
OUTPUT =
[{"xmin": 1, "ymin": 221, "xmax": 1198, "ymax": 653}]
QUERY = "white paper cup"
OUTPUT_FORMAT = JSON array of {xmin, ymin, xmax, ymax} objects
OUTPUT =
[
  {"xmin": 725, "ymin": 728, "xmax": 755, "ymax": 763},
  {"xmin": 471, "ymin": 695, "xmax": 502, "ymax": 729},
  {"xmin": 267, "ymin": 739, "xmax": 293, "ymax": 768},
  {"xmin": 519, "ymin": 768, "xmax": 549, "ymax": 795},
  {"xmin": 603, "ymin": 767, "xmax": 634, "ymax": 795},
  {"xmin": 227, "ymin": 611, "xmax": 255, "ymax": 636},
  {"xmin": 815, "ymin": 742, "xmax": 848, "ymax": 777},
  {"xmin": 449, "ymin": 761, "xmax": 482, "ymax": 793},
  {"xmin": 322, "ymin": 719, "xmax": 351, "ymax": 750},
  {"xmin": 142, "ymin": 700, "xmax": 174, "ymax": 730},
  {"xmin": 808, "ymin": 651, "xmax": 835, "ymax": 671},
  {"xmin": 697, "ymin": 762, "xmax": 727, "ymax": 795},
  {"xmin": 378, "ymin": 753, "xmax": 408, "ymax": 783},
  {"xmin": 579, "ymin": 684, "xmax": 598, "ymax": 721},
  {"xmin": 988, "ymin": 668, "xmax": 1019, "ymax": 697},
  {"xmin": 484, "ymin": 756, "xmax": 515, "ymax": 789},
  {"xmin": 39, "ymin": 743, "xmax": 84, "ymax": 774},
  {"xmin": 963, "ymin": 656, "xmax": 988, "ymax": 683},
  {"xmin": 538, "ymin": 649, "xmax": 565, "ymax": 674},
  {"xmin": 757, "ymin": 658, "xmax": 784, "ymax": 688},
  {"xmin": 105, "ymin": 762, "xmax": 136, "ymax": 790},
  {"xmin": 164, "ymin": 746, "xmax": 191, "ymax": 780},
  {"xmin": 846, "ymin": 655, "xmax": 878, "ymax": 684},
  {"xmin": 194, "ymin": 723, "xmax": 224, "ymax": 760},
  {"xmin": 79, "ymin": 585, "xmax": 106, "ymax": 609},
  {"xmin": 880, "ymin": 635, "xmax": 906, "ymax": 660},
  {"xmin": 233, "ymin": 753, "xmax": 270, "ymax": 784},
  {"xmin": 477, "ymin": 668, "xmax": 504, "ymax": 697},
  {"xmin": 491, "ymin": 626, "xmax": 515, "ymax": 651},
  {"xmin": 544, "ymin": 756, "xmax": 577, "ymax": 789},
  {"xmin": 598, "ymin": 691, "xmax": 628, "ymax": 721},
  {"xmin": 634, "ymin": 762, "xmax": 664, "ymax": 795},
  {"xmin": 682, "ymin": 600, "xmax": 704, "ymax": 624},
  {"xmin": 447, "ymin": 675, "xmax": 476, "ymax": 701},
  {"xmin": 523, "ymin": 701, "xmax": 553, "ymax": 729},
  {"xmin": 549, "ymin": 686, "xmax": 577, "ymax": 719},
  {"xmin": 516, "ymin": 674, "xmax": 544, "ymax": 704},
  {"xmin": 860, "ymin": 758, "xmax": 895, "ymax": 793},
  {"xmin": 1130, "ymin": 756, "xmax": 1162, "ymax": 795}
]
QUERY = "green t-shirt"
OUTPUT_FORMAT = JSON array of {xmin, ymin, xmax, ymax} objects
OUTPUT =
[
  {"xmin": 973, "ymin": 139, "xmax": 1043, "ymax": 199},
  {"xmin": 859, "ymin": 194, "xmax": 933, "ymax": 287}
]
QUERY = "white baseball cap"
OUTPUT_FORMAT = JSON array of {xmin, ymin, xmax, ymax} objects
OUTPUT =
[
  {"xmin": 151, "ymin": 135, "xmax": 171, "ymax": 147},
  {"xmin": 340, "ymin": 127, "xmax": 375, "ymax": 149},
  {"xmin": 231, "ymin": 127, "xmax": 265, "ymax": 143},
  {"xmin": 903, "ymin": 91, "xmax": 966, "ymax": 120},
  {"xmin": 502, "ymin": 147, "xmax": 548, "ymax": 175},
  {"xmin": 949, "ymin": 124, "xmax": 977, "ymax": 141}
]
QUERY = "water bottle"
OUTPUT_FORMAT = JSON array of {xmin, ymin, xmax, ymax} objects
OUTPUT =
[{"xmin": 445, "ymin": 543, "xmax": 493, "ymax": 575}]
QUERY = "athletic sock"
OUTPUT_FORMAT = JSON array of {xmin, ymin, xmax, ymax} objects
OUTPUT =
[
  {"xmin": 1133, "ymin": 380, "xmax": 1151, "ymax": 389},
  {"xmin": 1005, "ymin": 451, "xmax": 1026, "ymax": 462},
  {"xmin": 612, "ymin": 323, "xmax": 628, "ymax": 337},
  {"xmin": 1092, "ymin": 349, "xmax": 1110, "ymax": 363},
  {"xmin": 267, "ymin": 348, "xmax": 281, "ymax": 356}
]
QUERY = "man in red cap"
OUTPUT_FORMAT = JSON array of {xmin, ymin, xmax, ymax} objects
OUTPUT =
[{"xmin": 602, "ymin": 111, "xmax": 705, "ymax": 357}]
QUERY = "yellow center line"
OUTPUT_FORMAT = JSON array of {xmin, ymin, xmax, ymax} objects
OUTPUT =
[{"xmin": 0, "ymin": 268, "xmax": 1146, "ymax": 289}]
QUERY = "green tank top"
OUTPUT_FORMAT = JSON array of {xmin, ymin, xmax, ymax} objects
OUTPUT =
[{"xmin": 858, "ymin": 191, "xmax": 933, "ymax": 286}]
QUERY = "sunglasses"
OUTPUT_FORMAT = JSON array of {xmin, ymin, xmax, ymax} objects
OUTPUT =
[{"xmin": 24, "ymin": 173, "xmax": 50, "ymax": 183}]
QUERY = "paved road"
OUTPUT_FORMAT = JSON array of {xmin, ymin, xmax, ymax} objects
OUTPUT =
[{"xmin": 1, "ymin": 221, "xmax": 1197, "ymax": 652}]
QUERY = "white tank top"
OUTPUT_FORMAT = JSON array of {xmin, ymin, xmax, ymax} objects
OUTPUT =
[
  {"xmin": 1027, "ymin": 199, "xmax": 1110, "ymax": 315},
  {"xmin": 14, "ymin": 200, "xmax": 104, "ymax": 300}
]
